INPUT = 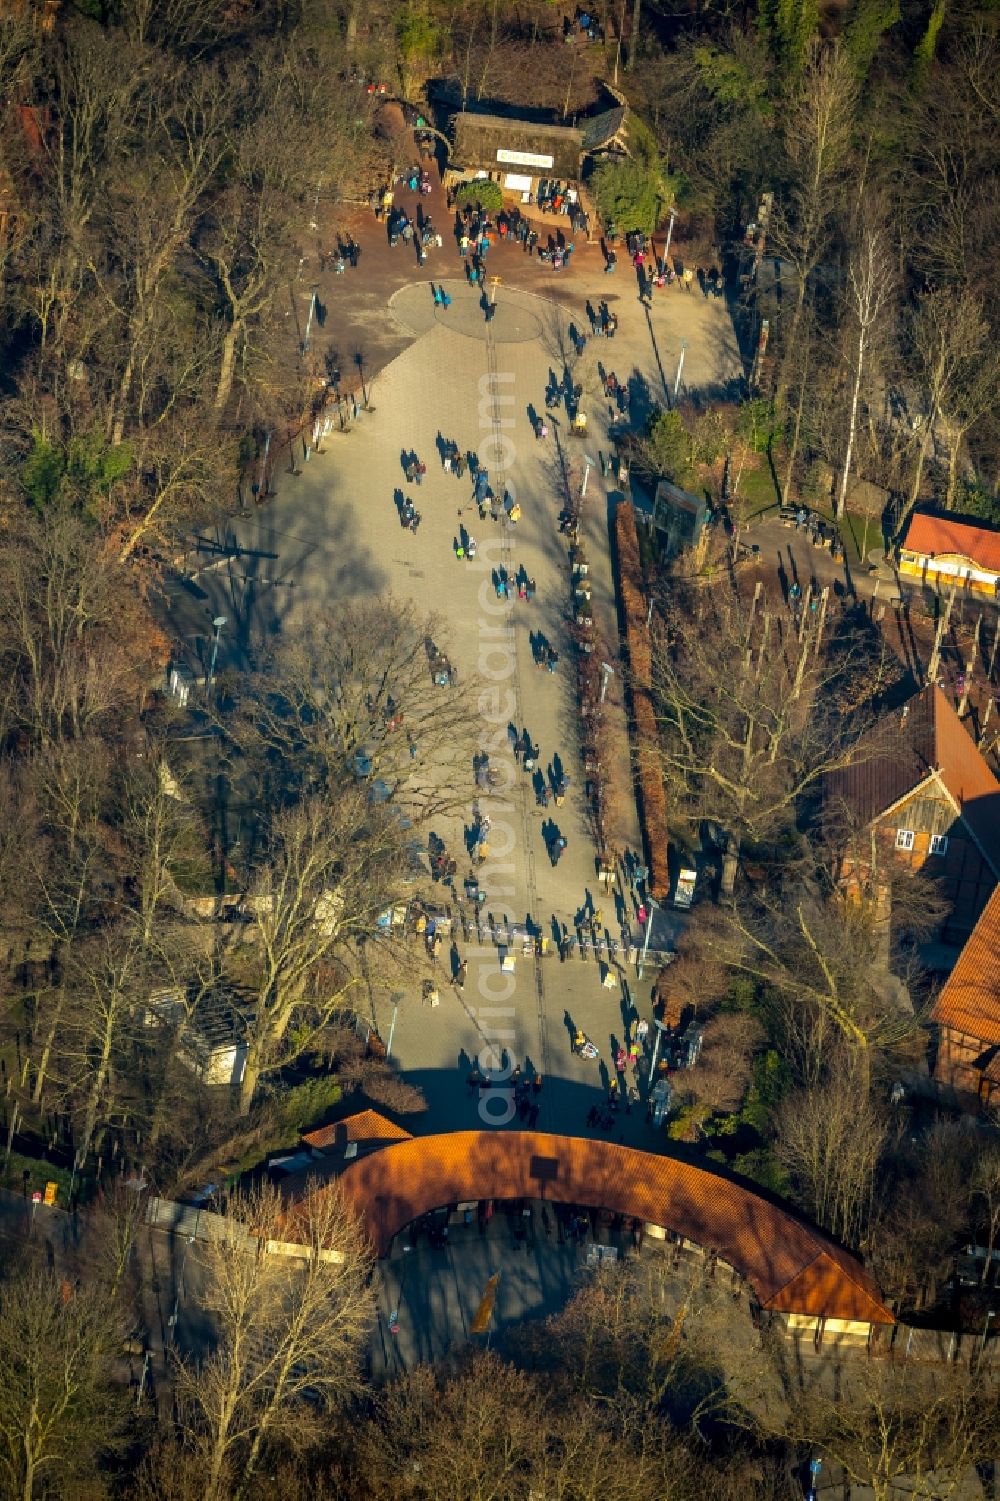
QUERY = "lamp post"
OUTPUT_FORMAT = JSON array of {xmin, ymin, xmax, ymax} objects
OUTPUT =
[
  {"xmin": 636, "ymin": 898, "xmax": 658, "ymax": 980},
  {"xmin": 386, "ymin": 991, "xmax": 405, "ymax": 1059},
  {"xmin": 255, "ymin": 430, "xmax": 272, "ymax": 500},
  {"xmin": 354, "ymin": 351, "xmax": 368, "ymax": 408},
  {"xmin": 663, "ymin": 207, "xmax": 677, "ymax": 267},
  {"xmin": 207, "ymin": 616, "xmax": 227, "ymax": 694},
  {"xmin": 673, "ymin": 340, "xmax": 687, "ymax": 402},
  {"xmin": 647, "ymin": 1017, "xmax": 669, "ymax": 1088},
  {"xmin": 599, "ymin": 661, "xmax": 615, "ymax": 704},
  {"xmin": 302, "ymin": 287, "xmax": 318, "ymax": 353}
]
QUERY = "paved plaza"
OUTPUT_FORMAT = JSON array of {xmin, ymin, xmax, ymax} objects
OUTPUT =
[{"xmin": 165, "ymin": 222, "xmax": 743, "ymax": 1146}]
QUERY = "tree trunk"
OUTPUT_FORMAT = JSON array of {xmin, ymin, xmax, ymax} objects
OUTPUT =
[
  {"xmin": 835, "ymin": 330, "xmax": 866, "ymax": 518},
  {"xmin": 78, "ymin": 1017, "xmax": 114, "ymax": 1166},
  {"xmin": 627, "ymin": 0, "xmax": 640, "ymax": 69},
  {"xmin": 782, "ymin": 334, "xmax": 812, "ymax": 504},
  {"xmin": 21, "ymin": 1400, "xmax": 38, "ymax": 1501},
  {"xmin": 32, "ymin": 987, "xmax": 66, "ymax": 1106},
  {"xmin": 908, "ymin": 418, "xmax": 934, "ymax": 510},
  {"xmin": 214, "ymin": 322, "xmax": 240, "ymax": 415},
  {"xmin": 945, "ymin": 426, "xmax": 961, "ymax": 507},
  {"xmin": 204, "ymin": 1397, "xmax": 237, "ymax": 1501},
  {"xmin": 238, "ymin": 1055, "xmax": 259, "ymax": 1116}
]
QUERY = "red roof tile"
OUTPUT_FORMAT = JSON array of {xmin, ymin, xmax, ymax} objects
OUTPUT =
[
  {"xmin": 902, "ymin": 513, "xmax": 1000, "ymax": 575},
  {"xmin": 302, "ymin": 1109, "xmax": 412, "ymax": 1152},
  {"xmin": 931, "ymin": 884, "xmax": 1000, "ymax": 1046},
  {"xmin": 330, "ymin": 1130, "xmax": 893, "ymax": 1324}
]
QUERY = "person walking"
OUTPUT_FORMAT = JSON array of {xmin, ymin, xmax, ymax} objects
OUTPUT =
[{"xmin": 455, "ymin": 958, "xmax": 468, "ymax": 991}]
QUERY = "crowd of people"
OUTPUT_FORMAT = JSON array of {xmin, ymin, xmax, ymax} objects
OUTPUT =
[{"xmin": 356, "ymin": 146, "xmax": 684, "ymax": 1169}]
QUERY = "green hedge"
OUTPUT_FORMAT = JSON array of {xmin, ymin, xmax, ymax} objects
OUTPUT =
[
  {"xmin": 3, "ymin": 1151, "xmax": 76, "ymax": 1204},
  {"xmin": 454, "ymin": 179, "xmax": 503, "ymax": 214}
]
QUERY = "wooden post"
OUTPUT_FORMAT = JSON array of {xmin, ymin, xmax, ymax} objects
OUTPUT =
[
  {"xmin": 927, "ymin": 588, "xmax": 956, "ymax": 686},
  {"xmin": 814, "ymin": 585, "xmax": 830, "ymax": 656},
  {"xmin": 791, "ymin": 628, "xmax": 811, "ymax": 701},
  {"xmin": 957, "ymin": 615, "xmax": 981, "ymax": 717},
  {"xmin": 988, "ymin": 620, "xmax": 1000, "ymax": 684},
  {"xmin": 756, "ymin": 613, "xmax": 771, "ymax": 681},
  {"xmin": 745, "ymin": 581, "xmax": 763, "ymax": 669},
  {"xmin": 797, "ymin": 585, "xmax": 812, "ymax": 642}
]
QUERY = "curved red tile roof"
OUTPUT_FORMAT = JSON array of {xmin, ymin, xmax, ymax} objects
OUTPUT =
[{"xmin": 334, "ymin": 1130, "xmax": 893, "ymax": 1324}]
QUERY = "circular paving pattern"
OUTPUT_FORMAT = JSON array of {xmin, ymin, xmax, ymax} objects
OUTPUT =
[{"xmin": 390, "ymin": 280, "xmax": 546, "ymax": 344}]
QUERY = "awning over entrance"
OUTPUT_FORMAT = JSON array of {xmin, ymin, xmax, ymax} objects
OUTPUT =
[{"xmin": 321, "ymin": 1129, "xmax": 894, "ymax": 1325}]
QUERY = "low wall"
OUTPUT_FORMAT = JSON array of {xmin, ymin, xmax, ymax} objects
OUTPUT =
[{"xmin": 614, "ymin": 501, "xmax": 670, "ymax": 901}]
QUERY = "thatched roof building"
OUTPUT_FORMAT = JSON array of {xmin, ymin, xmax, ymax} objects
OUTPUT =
[{"xmin": 450, "ymin": 112, "xmax": 584, "ymax": 182}]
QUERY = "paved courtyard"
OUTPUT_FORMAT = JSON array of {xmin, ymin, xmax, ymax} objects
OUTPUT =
[{"xmin": 165, "ymin": 242, "xmax": 742, "ymax": 1145}]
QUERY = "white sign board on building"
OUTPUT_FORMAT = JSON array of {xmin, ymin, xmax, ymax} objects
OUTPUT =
[
  {"xmin": 496, "ymin": 148, "xmax": 555, "ymax": 169},
  {"xmin": 503, "ymin": 172, "xmax": 533, "ymax": 193}
]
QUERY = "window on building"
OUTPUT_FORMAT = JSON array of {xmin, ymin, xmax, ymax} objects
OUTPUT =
[
  {"xmin": 929, "ymin": 833, "xmax": 949, "ymax": 856},
  {"xmin": 895, "ymin": 829, "xmax": 915, "ymax": 851}
]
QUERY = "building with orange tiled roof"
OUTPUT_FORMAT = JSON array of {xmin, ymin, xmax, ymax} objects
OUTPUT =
[
  {"xmin": 899, "ymin": 511, "xmax": 1000, "ymax": 598},
  {"xmin": 302, "ymin": 1108, "xmax": 413, "ymax": 1154},
  {"xmin": 824, "ymin": 684, "xmax": 1000, "ymax": 942},
  {"xmin": 296, "ymin": 1129, "xmax": 894, "ymax": 1335},
  {"xmin": 931, "ymin": 884, "xmax": 1000, "ymax": 1110}
]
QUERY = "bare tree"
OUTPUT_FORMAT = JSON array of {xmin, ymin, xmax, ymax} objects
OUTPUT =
[
  {"xmin": 94, "ymin": 63, "xmax": 235, "ymax": 446},
  {"xmin": 115, "ymin": 412, "xmax": 235, "ymax": 564},
  {"xmin": 232, "ymin": 598, "xmax": 479, "ymax": 822},
  {"xmin": 21, "ymin": 738, "xmax": 116, "ymax": 1105},
  {"xmin": 0, "ymin": 1265, "xmax": 122, "ymax": 1501},
  {"xmin": 176, "ymin": 1179, "xmax": 374, "ymax": 1501},
  {"xmin": 54, "ymin": 926, "xmax": 146, "ymax": 1163},
  {"xmin": 835, "ymin": 204, "xmax": 896, "ymax": 517},
  {"xmin": 675, "ymin": 1010, "xmax": 763, "ymax": 1118},
  {"xmin": 770, "ymin": 41, "xmax": 858, "ymax": 399},
  {"xmin": 650, "ymin": 587, "xmax": 898, "ymax": 856},
  {"xmin": 779, "ymin": 1359, "xmax": 999, "ymax": 1501},
  {"xmin": 968, "ymin": 1140, "xmax": 1000, "ymax": 1284},
  {"xmin": 117, "ymin": 749, "xmax": 206, "ymax": 944},
  {"xmin": 0, "ymin": 506, "xmax": 161, "ymax": 745},
  {"xmin": 358, "ymin": 1348, "xmax": 731, "ymax": 1501},
  {"xmin": 907, "ymin": 286, "xmax": 1000, "ymax": 513},
  {"xmin": 870, "ymin": 1120, "xmax": 980, "ymax": 1312},
  {"xmin": 774, "ymin": 1051, "xmax": 886, "ymax": 1244},
  {"xmin": 698, "ymin": 870, "xmax": 921, "ymax": 1092},
  {"xmin": 228, "ymin": 791, "xmax": 413, "ymax": 1113},
  {"xmin": 522, "ymin": 1254, "xmax": 782, "ymax": 1439}
]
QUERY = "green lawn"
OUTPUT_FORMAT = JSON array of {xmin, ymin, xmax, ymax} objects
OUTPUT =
[
  {"xmin": 735, "ymin": 462, "xmax": 781, "ymax": 519},
  {"xmin": 806, "ymin": 500, "xmax": 880, "ymax": 566}
]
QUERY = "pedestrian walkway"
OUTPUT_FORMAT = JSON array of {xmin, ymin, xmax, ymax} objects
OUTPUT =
[{"xmin": 164, "ymin": 202, "xmax": 740, "ymax": 1140}]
